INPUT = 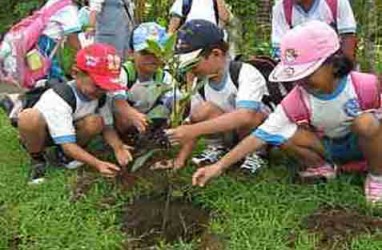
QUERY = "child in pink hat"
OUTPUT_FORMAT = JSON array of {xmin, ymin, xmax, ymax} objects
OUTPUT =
[{"xmin": 192, "ymin": 20, "xmax": 382, "ymax": 204}]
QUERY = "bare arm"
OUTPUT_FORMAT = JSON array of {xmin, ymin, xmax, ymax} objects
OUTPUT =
[
  {"xmin": 103, "ymin": 125, "xmax": 133, "ymax": 167},
  {"xmin": 340, "ymin": 33, "xmax": 357, "ymax": 63},
  {"xmin": 216, "ymin": 0, "xmax": 232, "ymax": 27},
  {"xmin": 61, "ymin": 143, "xmax": 102, "ymax": 168},
  {"xmin": 67, "ymin": 33, "xmax": 81, "ymax": 51},
  {"xmin": 113, "ymin": 99, "xmax": 148, "ymax": 133}
]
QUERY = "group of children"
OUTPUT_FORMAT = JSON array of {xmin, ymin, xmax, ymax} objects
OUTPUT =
[{"xmin": 1, "ymin": 0, "xmax": 382, "ymax": 204}]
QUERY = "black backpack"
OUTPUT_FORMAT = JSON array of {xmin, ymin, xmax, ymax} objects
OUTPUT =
[
  {"xmin": 181, "ymin": 0, "xmax": 219, "ymax": 25},
  {"xmin": 22, "ymin": 79, "xmax": 106, "ymax": 112},
  {"xmin": 198, "ymin": 56, "xmax": 295, "ymax": 111}
]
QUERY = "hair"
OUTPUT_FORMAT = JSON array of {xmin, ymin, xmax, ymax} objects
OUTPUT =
[
  {"xmin": 323, "ymin": 50, "xmax": 354, "ymax": 78},
  {"xmin": 199, "ymin": 41, "xmax": 229, "ymax": 58}
]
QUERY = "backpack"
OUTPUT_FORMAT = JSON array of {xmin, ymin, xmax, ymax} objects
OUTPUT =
[
  {"xmin": 281, "ymin": 72, "xmax": 380, "ymax": 125},
  {"xmin": 22, "ymin": 79, "xmax": 106, "ymax": 112},
  {"xmin": 0, "ymin": 0, "xmax": 72, "ymax": 90},
  {"xmin": 283, "ymin": 0, "xmax": 337, "ymax": 29},
  {"xmin": 198, "ymin": 56, "xmax": 295, "ymax": 111},
  {"xmin": 181, "ymin": 0, "xmax": 219, "ymax": 25}
]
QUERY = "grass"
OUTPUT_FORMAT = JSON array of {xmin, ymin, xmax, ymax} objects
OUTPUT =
[{"xmin": 1, "ymin": 109, "xmax": 382, "ymax": 249}]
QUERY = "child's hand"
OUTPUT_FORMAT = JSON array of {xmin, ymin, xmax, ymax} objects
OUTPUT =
[
  {"xmin": 150, "ymin": 158, "xmax": 184, "ymax": 171},
  {"xmin": 192, "ymin": 164, "xmax": 223, "ymax": 187},
  {"xmin": 166, "ymin": 125, "xmax": 196, "ymax": 145},
  {"xmin": 128, "ymin": 109, "xmax": 149, "ymax": 133},
  {"xmin": 95, "ymin": 161, "xmax": 121, "ymax": 178},
  {"xmin": 114, "ymin": 144, "xmax": 133, "ymax": 167}
]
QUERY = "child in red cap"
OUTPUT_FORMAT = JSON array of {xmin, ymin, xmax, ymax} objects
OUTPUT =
[{"xmin": 18, "ymin": 43, "xmax": 132, "ymax": 184}]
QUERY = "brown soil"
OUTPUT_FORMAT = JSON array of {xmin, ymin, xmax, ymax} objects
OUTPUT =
[
  {"xmin": 122, "ymin": 197, "xmax": 210, "ymax": 249},
  {"xmin": 296, "ymin": 206, "xmax": 382, "ymax": 249}
]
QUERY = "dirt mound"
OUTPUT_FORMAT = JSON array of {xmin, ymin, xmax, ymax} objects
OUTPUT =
[
  {"xmin": 122, "ymin": 197, "xmax": 209, "ymax": 248},
  {"xmin": 300, "ymin": 206, "xmax": 382, "ymax": 249}
]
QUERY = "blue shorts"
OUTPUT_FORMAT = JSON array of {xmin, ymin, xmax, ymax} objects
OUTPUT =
[{"xmin": 322, "ymin": 133, "xmax": 364, "ymax": 164}]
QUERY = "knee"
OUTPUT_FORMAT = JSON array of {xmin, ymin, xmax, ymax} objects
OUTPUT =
[
  {"xmin": 190, "ymin": 102, "xmax": 223, "ymax": 123},
  {"xmin": 18, "ymin": 109, "xmax": 44, "ymax": 131},
  {"xmin": 352, "ymin": 113, "xmax": 380, "ymax": 138},
  {"xmin": 78, "ymin": 115, "xmax": 105, "ymax": 135}
]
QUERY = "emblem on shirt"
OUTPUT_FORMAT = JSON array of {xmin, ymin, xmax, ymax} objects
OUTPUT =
[{"xmin": 343, "ymin": 98, "xmax": 361, "ymax": 117}]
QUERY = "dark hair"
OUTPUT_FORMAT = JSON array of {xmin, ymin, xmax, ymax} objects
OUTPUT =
[
  {"xmin": 199, "ymin": 41, "xmax": 229, "ymax": 58},
  {"xmin": 323, "ymin": 50, "xmax": 353, "ymax": 78}
]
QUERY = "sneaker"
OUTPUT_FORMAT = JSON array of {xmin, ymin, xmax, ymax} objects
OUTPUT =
[
  {"xmin": 55, "ymin": 146, "xmax": 84, "ymax": 170},
  {"xmin": 240, "ymin": 153, "xmax": 266, "ymax": 174},
  {"xmin": 339, "ymin": 160, "xmax": 368, "ymax": 173},
  {"xmin": 191, "ymin": 145, "xmax": 227, "ymax": 166},
  {"xmin": 28, "ymin": 159, "xmax": 48, "ymax": 185},
  {"xmin": 298, "ymin": 163, "xmax": 337, "ymax": 182},
  {"xmin": 365, "ymin": 174, "xmax": 382, "ymax": 204}
]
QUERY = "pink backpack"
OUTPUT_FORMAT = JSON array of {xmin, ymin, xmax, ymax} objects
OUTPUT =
[
  {"xmin": 283, "ymin": 0, "xmax": 338, "ymax": 28},
  {"xmin": 0, "ymin": 0, "xmax": 72, "ymax": 89},
  {"xmin": 281, "ymin": 72, "xmax": 381, "ymax": 125}
]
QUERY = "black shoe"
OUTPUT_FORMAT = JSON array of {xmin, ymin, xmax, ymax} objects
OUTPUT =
[
  {"xmin": 55, "ymin": 146, "xmax": 84, "ymax": 169},
  {"xmin": 28, "ymin": 158, "xmax": 48, "ymax": 185},
  {"xmin": 0, "ymin": 95, "xmax": 14, "ymax": 116}
]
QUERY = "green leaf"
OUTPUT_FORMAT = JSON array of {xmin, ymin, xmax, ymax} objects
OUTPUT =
[
  {"xmin": 146, "ymin": 39, "xmax": 163, "ymax": 58},
  {"xmin": 163, "ymin": 33, "xmax": 176, "ymax": 59},
  {"xmin": 130, "ymin": 149, "xmax": 160, "ymax": 173}
]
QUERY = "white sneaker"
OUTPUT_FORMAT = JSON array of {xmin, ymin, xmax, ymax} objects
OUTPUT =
[
  {"xmin": 240, "ymin": 153, "xmax": 266, "ymax": 174},
  {"xmin": 191, "ymin": 145, "xmax": 227, "ymax": 166}
]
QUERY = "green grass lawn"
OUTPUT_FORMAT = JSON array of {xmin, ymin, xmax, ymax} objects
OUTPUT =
[{"xmin": 1, "ymin": 109, "xmax": 382, "ymax": 250}]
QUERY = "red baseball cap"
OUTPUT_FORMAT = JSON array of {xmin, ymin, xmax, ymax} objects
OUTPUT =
[{"xmin": 76, "ymin": 43, "xmax": 125, "ymax": 91}]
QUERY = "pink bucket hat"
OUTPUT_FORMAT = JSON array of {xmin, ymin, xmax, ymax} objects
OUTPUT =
[{"xmin": 269, "ymin": 20, "xmax": 340, "ymax": 82}]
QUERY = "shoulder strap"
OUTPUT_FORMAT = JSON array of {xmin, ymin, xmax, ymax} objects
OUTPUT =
[
  {"xmin": 229, "ymin": 60, "xmax": 242, "ymax": 89},
  {"xmin": 182, "ymin": 0, "xmax": 193, "ymax": 18},
  {"xmin": 350, "ymin": 71, "xmax": 380, "ymax": 110},
  {"xmin": 122, "ymin": 61, "xmax": 137, "ymax": 89},
  {"xmin": 42, "ymin": 0, "xmax": 72, "ymax": 21},
  {"xmin": 51, "ymin": 82, "xmax": 77, "ymax": 112},
  {"xmin": 98, "ymin": 94, "xmax": 107, "ymax": 108},
  {"xmin": 281, "ymin": 86, "xmax": 311, "ymax": 124},
  {"xmin": 283, "ymin": 0, "xmax": 293, "ymax": 28},
  {"xmin": 213, "ymin": 0, "xmax": 219, "ymax": 25},
  {"xmin": 325, "ymin": 0, "xmax": 338, "ymax": 24}
]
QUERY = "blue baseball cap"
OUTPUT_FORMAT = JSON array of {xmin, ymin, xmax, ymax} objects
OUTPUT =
[
  {"xmin": 175, "ymin": 20, "xmax": 226, "ymax": 68},
  {"xmin": 132, "ymin": 22, "xmax": 168, "ymax": 52}
]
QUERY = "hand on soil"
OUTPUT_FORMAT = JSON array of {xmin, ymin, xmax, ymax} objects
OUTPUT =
[
  {"xmin": 150, "ymin": 159, "xmax": 184, "ymax": 171},
  {"xmin": 96, "ymin": 161, "xmax": 121, "ymax": 178},
  {"xmin": 192, "ymin": 164, "xmax": 223, "ymax": 187},
  {"xmin": 115, "ymin": 144, "xmax": 134, "ymax": 167},
  {"xmin": 166, "ymin": 125, "xmax": 195, "ymax": 145},
  {"xmin": 129, "ymin": 109, "xmax": 149, "ymax": 133}
]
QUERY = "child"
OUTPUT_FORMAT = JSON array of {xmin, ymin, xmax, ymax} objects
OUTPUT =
[
  {"xmin": 153, "ymin": 20, "xmax": 270, "ymax": 173},
  {"xmin": 192, "ymin": 21, "xmax": 382, "ymax": 204},
  {"xmin": 18, "ymin": 43, "xmax": 132, "ymax": 184},
  {"xmin": 111, "ymin": 22, "xmax": 178, "ymax": 138},
  {"xmin": 271, "ymin": 0, "xmax": 357, "ymax": 62}
]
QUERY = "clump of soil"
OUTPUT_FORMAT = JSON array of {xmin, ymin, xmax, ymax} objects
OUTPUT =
[
  {"xmin": 122, "ymin": 197, "xmax": 210, "ymax": 248},
  {"xmin": 298, "ymin": 206, "xmax": 382, "ymax": 249}
]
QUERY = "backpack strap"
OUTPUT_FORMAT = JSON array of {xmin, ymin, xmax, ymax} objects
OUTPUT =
[
  {"xmin": 350, "ymin": 71, "xmax": 380, "ymax": 110},
  {"xmin": 41, "ymin": 0, "xmax": 72, "ymax": 21},
  {"xmin": 122, "ymin": 61, "xmax": 137, "ymax": 89},
  {"xmin": 51, "ymin": 82, "xmax": 77, "ymax": 112},
  {"xmin": 98, "ymin": 94, "xmax": 107, "ymax": 109},
  {"xmin": 283, "ymin": 0, "xmax": 294, "ymax": 28},
  {"xmin": 229, "ymin": 60, "xmax": 242, "ymax": 89},
  {"xmin": 182, "ymin": 0, "xmax": 193, "ymax": 18},
  {"xmin": 213, "ymin": 0, "xmax": 219, "ymax": 25},
  {"xmin": 325, "ymin": 0, "xmax": 338, "ymax": 24},
  {"xmin": 281, "ymin": 86, "xmax": 311, "ymax": 124}
]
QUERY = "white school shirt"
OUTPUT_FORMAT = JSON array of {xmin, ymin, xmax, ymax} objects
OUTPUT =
[
  {"xmin": 191, "ymin": 62, "xmax": 269, "ymax": 114},
  {"xmin": 170, "ymin": 0, "xmax": 218, "ymax": 25},
  {"xmin": 271, "ymin": 0, "xmax": 356, "ymax": 49},
  {"xmin": 252, "ymin": 75, "xmax": 369, "ymax": 145},
  {"xmin": 34, "ymin": 81, "xmax": 113, "ymax": 144},
  {"xmin": 42, "ymin": 0, "xmax": 82, "ymax": 40}
]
